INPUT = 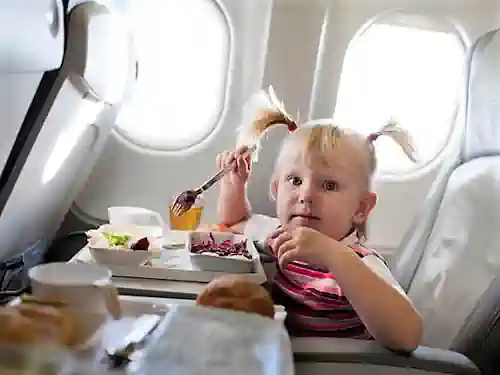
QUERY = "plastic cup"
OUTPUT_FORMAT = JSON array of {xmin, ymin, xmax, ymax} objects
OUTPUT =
[{"xmin": 168, "ymin": 195, "xmax": 204, "ymax": 231}]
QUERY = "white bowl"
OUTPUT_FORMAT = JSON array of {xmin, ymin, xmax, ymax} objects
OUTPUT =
[
  {"xmin": 187, "ymin": 231, "xmax": 259, "ymax": 274},
  {"xmin": 89, "ymin": 247, "xmax": 150, "ymax": 267},
  {"xmin": 87, "ymin": 223, "xmax": 161, "ymax": 267}
]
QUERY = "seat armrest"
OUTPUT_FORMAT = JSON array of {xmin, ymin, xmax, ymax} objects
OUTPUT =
[{"xmin": 292, "ymin": 338, "xmax": 480, "ymax": 375}]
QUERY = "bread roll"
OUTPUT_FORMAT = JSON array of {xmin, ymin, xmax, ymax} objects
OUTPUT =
[
  {"xmin": 0, "ymin": 308, "xmax": 54, "ymax": 345},
  {"xmin": 16, "ymin": 304, "xmax": 76, "ymax": 346},
  {"xmin": 197, "ymin": 275, "xmax": 274, "ymax": 318},
  {"xmin": 0, "ymin": 302, "xmax": 78, "ymax": 347}
]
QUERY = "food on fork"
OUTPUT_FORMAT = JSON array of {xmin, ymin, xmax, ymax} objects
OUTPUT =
[
  {"xmin": 196, "ymin": 275, "xmax": 275, "ymax": 319},
  {"xmin": 190, "ymin": 232, "xmax": 251, "ymax": 260}
]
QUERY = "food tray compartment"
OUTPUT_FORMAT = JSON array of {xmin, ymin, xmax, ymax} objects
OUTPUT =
[
  {"xmin": 87, "ymin": 224, "xmax": 162, "ymax": 267},
  {"xmin": 187, "ymin": 231, "xmax": 259, "ymax": 274}
]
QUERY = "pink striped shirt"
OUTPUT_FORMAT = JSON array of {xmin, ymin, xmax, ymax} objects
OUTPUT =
[{"xmin": 269, "ymin": 233, "xmax": 386, "ymax": 338}]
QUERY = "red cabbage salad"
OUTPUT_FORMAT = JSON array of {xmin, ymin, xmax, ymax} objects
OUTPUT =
[{"xmin": 190, "ymin": 233, "xmax": 252, "ymax": 259}]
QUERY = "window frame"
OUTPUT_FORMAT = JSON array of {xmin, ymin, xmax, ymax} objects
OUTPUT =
[
  {"xmin": 334, "ymin": 10, "xmax": 470, "ymax": 180},
  {"xmin": 112, "ymin": 0, "xmax": 234, "ymax": 155}
]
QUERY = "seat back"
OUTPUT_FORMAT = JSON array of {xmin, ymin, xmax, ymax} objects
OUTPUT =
[
  {"xmin": 407, "ymin": 157, "xmax": 500, "ymax": 349},
  {"xmin": 451, "ymin": 276, "xmax": 500, "ymax": 375},
  {"xmin": 395, "ymin": 27, "xmax": 500, "ymax": 351},
  {"xmin": 0, "ymin": 2, "xmax": 130, "ymax": 266}
]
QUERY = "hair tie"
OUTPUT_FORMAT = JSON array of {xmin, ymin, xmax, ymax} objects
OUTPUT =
[
  {"xmin": 285, "ymin": 119, "xmax": 298, "ymax": 132},
  {"xmin": 267, "ymin": 86, "xmax": 299, "ymax": 132},
  {"xmin": 367, "ymin": 132, "xmax": 379, "ymax": 143}
]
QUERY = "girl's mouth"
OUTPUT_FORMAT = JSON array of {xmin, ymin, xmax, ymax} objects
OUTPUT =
[{"xmin": 290, "ymin": 214, "xmax": 320, "ymax": 221}]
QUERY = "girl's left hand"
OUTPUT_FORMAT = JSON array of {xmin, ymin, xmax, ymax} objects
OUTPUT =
[{"xmin": 268, "ymin": 225, "xmax": 338, "ymax": 268}]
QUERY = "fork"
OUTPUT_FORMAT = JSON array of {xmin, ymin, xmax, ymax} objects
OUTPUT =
[{"xmin": 171, "ymin": 146, "xmax": 255, "ymax": 216}]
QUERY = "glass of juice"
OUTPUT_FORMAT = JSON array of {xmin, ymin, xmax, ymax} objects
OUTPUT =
[{"xmin": 169, "ymin": 195, "xmax": 204, "ymax": 231}]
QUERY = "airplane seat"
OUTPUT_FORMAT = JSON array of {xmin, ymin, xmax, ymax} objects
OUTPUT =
[
  {"xmin": 450, "ymin": 276, "xmax": 500, "ymax": 375},
  {"xmin": 0, "ymin": 2, "xmax": 130, "ymax": 297},
  {"xmin": 374, "ymin": 26, "xmax": 500, "ymax": 374}
]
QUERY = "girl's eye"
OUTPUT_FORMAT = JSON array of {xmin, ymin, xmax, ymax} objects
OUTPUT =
[
  {"xmin": 287, "ymin": 175, "xmax": 302, "ymax": 186},
  {"xmin": 323, "ymin": 181, "xmax": 338, "ymax": 191}
]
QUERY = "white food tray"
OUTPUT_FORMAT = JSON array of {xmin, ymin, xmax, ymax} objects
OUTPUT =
[{"xmin": 73, "ymin": 244, "xmax": 268, "ymax": 285}]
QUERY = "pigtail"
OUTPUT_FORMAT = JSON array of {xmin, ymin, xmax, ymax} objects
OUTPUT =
[
  {"xmin": 237, "ymin": 86, "xmax": 298, "ymax": 164},
  {"xmin": 251, "ymin": 110, "xmax": 297, "ymax": 137},
  {"xmin": 357, "ymin": 120, "xmax": 418, "ymax": 241},
  {"xmin": 367, "ymin": 120, "xmax": 419, "ymax": 163},
  {"xmin": 236, "ymin": 86, "xmax": 298, "ymax": 149}
]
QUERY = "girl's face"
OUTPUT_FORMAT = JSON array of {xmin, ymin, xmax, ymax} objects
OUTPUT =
[{"xmin": 273, "ymin": 137, "xmax": 376, "ymax": 241}]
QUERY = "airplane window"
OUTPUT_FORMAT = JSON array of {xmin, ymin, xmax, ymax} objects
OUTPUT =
[
  {"xmin": 334, "ymin": 17, "xmax": 465, "ymax": 175},
  {"xmin": 115, "ymin": 0, "xmax": 230, "ymax": 151}
]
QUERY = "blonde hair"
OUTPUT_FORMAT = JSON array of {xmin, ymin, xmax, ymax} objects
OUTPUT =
[{"xmin": 267, "ymin": 117, "xmax": 418, "ymax": 240}]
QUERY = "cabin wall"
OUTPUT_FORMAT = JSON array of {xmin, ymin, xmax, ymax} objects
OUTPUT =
[{"xmin": 2, "ymin": 0, "xmax": 499, "ymax": 261}]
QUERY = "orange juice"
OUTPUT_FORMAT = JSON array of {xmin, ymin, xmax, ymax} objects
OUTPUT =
[{"xmin": 169, "ymin": 206, "xmax": 203, "ymax": 231}]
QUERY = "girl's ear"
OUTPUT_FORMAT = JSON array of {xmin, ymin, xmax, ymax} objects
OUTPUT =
[
  {"xmin": 353, "ymin": 192, "xmax": 377, "ymax": 224},
  {"xmin": 269, "ymin": 180, "xmax": 279, "ymax": 202},
  {"xmin": 273, "ymin": 181, "xmax": 278, "ymax": 194}
]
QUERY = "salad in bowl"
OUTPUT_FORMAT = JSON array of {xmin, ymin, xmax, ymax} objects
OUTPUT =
[{"xmin": 86, "ymin": 224, "xmax": 162, "ymax": 267}]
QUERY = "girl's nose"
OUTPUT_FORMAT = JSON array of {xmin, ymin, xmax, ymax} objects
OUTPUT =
[{"xmin": 298, "ymin": 182, "xmax": 314, "ymax": 204}]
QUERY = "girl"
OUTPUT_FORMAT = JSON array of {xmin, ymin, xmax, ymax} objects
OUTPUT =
[{"xmin": 216, "ymin": 115, "xmax": 423, "ymax": 352}]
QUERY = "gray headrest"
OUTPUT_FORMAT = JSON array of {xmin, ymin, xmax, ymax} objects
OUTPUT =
[{"xmin": 463, "ymin": 28, "xmax": 500, "ymax": 161}]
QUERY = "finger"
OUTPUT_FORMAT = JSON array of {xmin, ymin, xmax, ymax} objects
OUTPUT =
[
  {"xmin": 217, "ymin": 152, "xmax": 232, "ymax": 170},
  {"xmin": 266, "ymin": 229, "xmax": 283, "ymax": 255},
  {"xmin": 223, "ymin": 152, "xmax": 237, "ymax": 171},
  {"xmin": 223, "ymin": 151, "xmax": 234, "ymax": 166},
  {"xmin": 269, "ymin": 226, "xmax": 286, "ymax": 241},
  {"xmin": 235, "ymin": 156, "xmax": 244, "ymax": 173},
  {"xmin": 279, "ymin": 248, "xmax": 300, "ymax": 268},
  {"xmin": 243, "ymin": 150, "xmax": 252, "ymax": 166},
  {"xmin": 235, "ymin": 145, "xmax": 249, "ymax": 156},
  {"xmin": 275, "ymin": 238, "xmax": 297, "ymax": 259},
  {"xmin": 236, "ymin": 157, "xmax": 250, "ymax": 178},
  {"xmin": 238, "ymin": 146, "xmax": 253, "ymax": 166},
  {"xmin": 267, "ymin": 231, "xmax": 291, "ymax": 256},
  {"xmin": 266, "ymin": 237, "xmax": 277, "ymax": 256},
  {"xmin": 274, "ymin": 232, "xmax": 294, "ymax": 258},
  {"xmin": 216, "ymin": 153, "xmax": 224, "ymax": 169},
  {"xmin": 274, "ymin": 232, "xmax": 297, "ymax": 256},
  {"xmin": 235, "ymin": 144, "xmax": 253, "ymax": 164}
]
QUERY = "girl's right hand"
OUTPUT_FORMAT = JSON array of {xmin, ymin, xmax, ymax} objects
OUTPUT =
[{"xmin": 216, "ymin": 145, "xmax": 252, "ymax": 186}]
